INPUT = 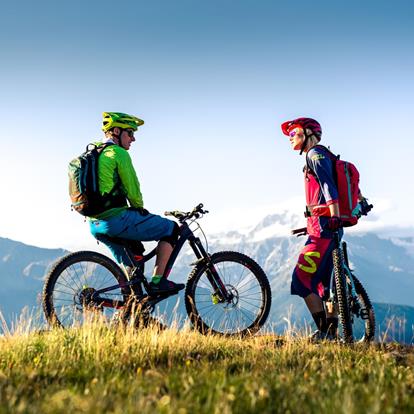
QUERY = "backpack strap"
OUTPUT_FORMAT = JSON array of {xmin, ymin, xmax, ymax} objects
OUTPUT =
[
  {"xmin": 305, "ymin": 144, "xmax": 337, "ymax": 174},
  {"xmin": 86, "ymin": 142, "xmax": 114, "ymax": 153},
  {"xmin": 306, "ymin": 144, "xmax": 341, "ymax": 194}
]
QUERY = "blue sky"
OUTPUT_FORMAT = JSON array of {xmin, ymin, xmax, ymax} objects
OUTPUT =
[{"xmin": 1, "ymin": 0, "xmax": 413, "ymax": 249}]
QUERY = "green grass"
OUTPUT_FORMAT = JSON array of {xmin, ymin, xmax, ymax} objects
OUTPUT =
[{"xmin": 0, "ymin": 319, "xmax": 413, "ymax": 414}]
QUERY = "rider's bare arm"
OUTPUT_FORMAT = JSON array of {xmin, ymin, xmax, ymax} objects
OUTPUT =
[{"xmin": 329, "ymin": 202, "xmax": 340, "ymax": 217}]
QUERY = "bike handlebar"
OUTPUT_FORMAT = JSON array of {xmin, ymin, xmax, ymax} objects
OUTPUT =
[
  {"xmin": 165, "ymin": 203, "xmax": 209, "ymax": 223},
  {"xmin": 292, "ymin": 199, "xmax": 374, "ymax": 237}
]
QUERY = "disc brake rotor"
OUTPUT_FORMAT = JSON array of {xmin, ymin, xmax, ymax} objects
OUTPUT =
[{"xmin": 211, "ymin": 284, "xmax": 239, "ymax": 309}]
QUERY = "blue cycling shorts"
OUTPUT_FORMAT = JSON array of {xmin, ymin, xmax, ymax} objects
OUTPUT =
[{"xmin": 89, "ymin": 209, "xmax": 175, "ymax": 265}]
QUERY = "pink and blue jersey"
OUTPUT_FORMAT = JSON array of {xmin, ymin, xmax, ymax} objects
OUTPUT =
[
  {"xmin": 305, "ymin": 146, "xmax": 339, "ymax": 239},
  {"xmin": 291, "ymin": 145, "xmax": 343, "ymax": 299}
]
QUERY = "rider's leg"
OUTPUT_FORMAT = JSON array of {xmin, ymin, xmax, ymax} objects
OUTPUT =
[
  {"xmin": 305, "ymin": 293, "xmax": 327, "ymax": 333},
  {"xmin": 89, "ymin": 222, "xmax": 131, "ymax": 270},
  {"xmin": 149, "ymin": 223, "xmax": 184, "ymax": 292},
  {"xmin": 325, "ymin": 300, "xmax": 339, "ymax": 336},
  {"xmin": 151, "ymin": 223, "xmax": 180, "ymax": 283},
  {"xmin": 292, "ymin": 236, "xmax": 336, "ymax": 335},
  {"xmin": 152, "ymin": 241, "xmax": 173, "ymax": 281}
]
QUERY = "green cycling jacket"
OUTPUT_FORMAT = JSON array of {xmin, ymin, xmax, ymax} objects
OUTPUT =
[{"xmin": 91, "ymin": 143, "xmax": 144, "ymax": 219}]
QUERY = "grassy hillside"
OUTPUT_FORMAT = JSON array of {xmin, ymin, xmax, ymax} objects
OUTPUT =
[{"xmin": 0, "ymin": 320, "xmax": 413, "ymax": 414}]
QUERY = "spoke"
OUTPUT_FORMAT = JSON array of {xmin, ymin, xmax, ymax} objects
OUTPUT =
[
  {"xmin": 198, "ymin": 304, "xmax": 216, "ymax": 320},
  {"xmin": 238, "ymin": 298, "xmax": 261, "ymax": 310},
  {"xmin": 88, "ymin": 263, "xmax": 107, "ymax": 288},
  {"xmin": 236, "ymin": 275, "xmax": 256, "ymax": 291},
  {"xmin": 237, "ymin": 283, "xmax": 261, "ymax": 295},
  {"xmin": 238, "ymin": 293, "xmax": 262, "ymax": 301},
  {"xmin": 66, "ymin": 266, "xmax": 84, "ymax": 291},
  {"xmin": 197, "ymin": 303, "xmax": 216, "ymax": 314},
  {"xmin": 53, "ymin": 288, "xmax": 76, "ymax": 296},
  {"xmin": 53, "ymin": 298, "xmax": 75, "ymax": 303},
  {"xmin": 238, "ymin": 306, "xmax": 254, "ymax": 325},
  {"xmin": 192, "ymin": 275, "xmax": 211, "ymax": 291},
  {"xmin": 235, "ymin": 264, "xmax": 248, "ymax": 289},
  {"xmin": 92, "ymin": 266, "xmax": 117, "ymax": 290},
  {"xmin": 218, "ymin": 261, "xmax": 229, "ymax": 285},
  {"xmin": 55, "ymin": 280, "xmax": 77, "ymax": 292},
  {"xmin": 196, "ymin": 304, "xmax": 217, "ymax": 312},
  {"xmin": 83, "ymin": 261, "xmax": 93, "ymax": 287}
]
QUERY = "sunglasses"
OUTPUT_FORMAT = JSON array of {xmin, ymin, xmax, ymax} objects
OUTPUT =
[
  {"xmin": 288, "ymin": 128, "xmax": 303, "ymax": 138},
  {"xmin": 125, "ymin": 129, "xmax": 135, "ymax": 137}
]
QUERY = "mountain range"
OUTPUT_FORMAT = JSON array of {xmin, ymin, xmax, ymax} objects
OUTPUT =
[{"xmin": 1, "ymin": 212, "xmax": 413, "ymax": 342}]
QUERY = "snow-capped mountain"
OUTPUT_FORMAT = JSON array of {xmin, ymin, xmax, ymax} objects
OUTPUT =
[
  {"xmin": 209, "ymin": 213, "xmax": 414, "ymax": 306},
  {"xmin": 1, "ymin": 212, "xmax": 413, "ymax": 342},
  {"xmin": 206, "ymin": 213, "xmax": 414, "ymax": 341}
]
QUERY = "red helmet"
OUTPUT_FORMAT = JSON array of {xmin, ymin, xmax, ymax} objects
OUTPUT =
[{"xmin": 281, "ymin": 117, "xmax": 322, "ymax": 140}]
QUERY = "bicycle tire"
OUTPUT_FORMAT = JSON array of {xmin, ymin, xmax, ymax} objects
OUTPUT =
[
  {"xmin": 346, "ymin": 271, "xmax": 376, "ymax": 342},
  {"xmin": 185, "ymin": 251, "xmax": 271, "ymax": 336},
  {"xmin": 332, "ymin": 247, "xmax": 353, "ymax": 342},
  {"xmin": 43, "ymin": 251, "xmax": 129, "ymax": 328}
]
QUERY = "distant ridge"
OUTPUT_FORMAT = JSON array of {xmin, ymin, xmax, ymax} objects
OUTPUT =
[
  {"xmin": 1, "ymin": 213, "xmax": 413, "ymax": 342},
  {"xmin": 0, "ymin": 236, "xmax": 67, "ymax": 322}
]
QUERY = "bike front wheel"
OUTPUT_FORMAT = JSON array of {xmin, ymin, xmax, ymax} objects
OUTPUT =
[
  {"xmin": 43, "ymin": 251, "xmax": 129, "ymax": 328},
  {"xmin": 185, "ymin": 251, "xmax": 271, "ymax": 336},
  {"xmin": 345, "ymin": 271, "xmax": 376, "ymax": 342},
  {"xmin": 333, "ymin": 247, "xmax": 353, "ymax": 342}
]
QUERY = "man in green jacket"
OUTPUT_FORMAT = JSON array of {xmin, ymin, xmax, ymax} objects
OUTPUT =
[{"xmin": 89, "ymin": 112, "xmax": 184, "ymax": 294}]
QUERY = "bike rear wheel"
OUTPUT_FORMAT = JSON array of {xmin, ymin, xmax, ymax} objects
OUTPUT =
[
  {"xmin": 43, "ymin": 251, "xmax": 129, "ymax": 328},
  {"xmin": 185, "ymin": 251, "xmax": 271, "ymax": 336}
]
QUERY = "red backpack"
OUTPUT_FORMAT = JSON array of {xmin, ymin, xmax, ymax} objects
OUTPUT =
[{"xmin": 307, "ymin": 145, "xmax": 361, "ymax": 227}]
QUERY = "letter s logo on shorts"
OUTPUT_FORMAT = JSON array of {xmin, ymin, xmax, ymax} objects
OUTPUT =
[{"xmin": 298, "ymin": 251, "xmax": 321, "ymax": 274}]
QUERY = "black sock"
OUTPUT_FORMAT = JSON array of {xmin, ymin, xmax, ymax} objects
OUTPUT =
[
  {"xmin": 326, "ymin": 317, "xmax": 338, "ymax": 335},
  {"xmin": 312, "ymin": 311, "xmax": 327, "ymax": 332}
]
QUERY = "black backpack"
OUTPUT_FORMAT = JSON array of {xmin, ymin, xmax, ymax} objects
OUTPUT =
[{"xmin": 68, "ymin": 143, "xmax": 126, "ymax": 216}]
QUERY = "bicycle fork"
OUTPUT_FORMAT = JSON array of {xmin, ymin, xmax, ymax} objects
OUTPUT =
[{"xmin": 188, "ymin": 236, "xmax": 232, "ymax": 303}]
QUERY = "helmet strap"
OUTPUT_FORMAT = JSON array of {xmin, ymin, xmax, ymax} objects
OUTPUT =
[
  {"xmin": 299, "ymin": 129, "xmax": 309, "ymax": 155},
  {"xmin": 113, "ymin": 129, "xmax": 126, "ymax": 149}
]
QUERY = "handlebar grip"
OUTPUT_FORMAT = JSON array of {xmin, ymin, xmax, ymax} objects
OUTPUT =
[{"xmin": 291, "ymin": 227, "xmax": 308, "ymax": 237}]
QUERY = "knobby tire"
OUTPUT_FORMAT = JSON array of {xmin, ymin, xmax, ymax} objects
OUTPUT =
[
  {"xmin": 346, "ymin": 271, "xmax": 376, "ymax": 342},
  {"xmin": 43, "ymin": 251, "xmax": 129, "ymax": 328},
  {"xmin": 185, "ymin": 251, "xmax": 271, "ymax": 336},
  {"xmin": 333, "ymin": 247, "xmax": 353, "ymax": 342}
]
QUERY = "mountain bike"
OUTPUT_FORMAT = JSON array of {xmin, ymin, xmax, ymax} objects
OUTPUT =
[
  {"xmin": 43, "ymin": 204, "xmax": 272, "ymax": 336},
  {"xmin": 292, "ymin": 226, "xmax": 375, "ymax": 343}
]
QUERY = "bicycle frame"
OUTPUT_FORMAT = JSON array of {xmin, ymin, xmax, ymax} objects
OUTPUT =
[{"xmin": 90, "ymin": 221, "xmax": 230, "ymax": 309}]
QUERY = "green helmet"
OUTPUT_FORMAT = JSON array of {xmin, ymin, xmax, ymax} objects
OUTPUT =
[{"xmin": 102, "ymin": 112, "xmax": 144, "ymax": 132}]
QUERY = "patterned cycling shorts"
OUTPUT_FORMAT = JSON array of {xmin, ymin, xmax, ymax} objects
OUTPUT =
[{"xmin": 291, "ymin": 236, "xmax": 337, "ymax": 299}]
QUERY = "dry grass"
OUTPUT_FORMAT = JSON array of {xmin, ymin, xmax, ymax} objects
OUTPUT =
[{"xmin": 0, "ymin": 314, "xmax": 413, "ymax": 414}]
